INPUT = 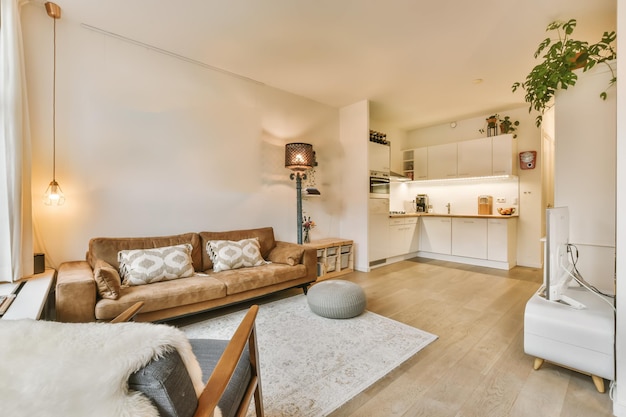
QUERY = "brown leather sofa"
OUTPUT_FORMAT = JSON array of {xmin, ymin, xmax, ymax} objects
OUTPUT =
[{"xmin": 55, "ymin": 227, "xmax": 316, "ymax": 322}]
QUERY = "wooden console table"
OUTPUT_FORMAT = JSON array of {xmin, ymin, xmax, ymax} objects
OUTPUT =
[
  {"xmin": 307, "ymin": 238, "xmax": 354, "ymax": 280},
  {"xmin": 0, "ymin": 269, "xmax": 55, "ymax": 320}
]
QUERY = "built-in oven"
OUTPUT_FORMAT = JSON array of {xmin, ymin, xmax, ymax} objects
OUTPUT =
[{"xmin": 369, "ymin": 170, "xmax": 390, "ymax": 199}]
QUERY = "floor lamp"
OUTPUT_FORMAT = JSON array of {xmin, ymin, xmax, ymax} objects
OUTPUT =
[{"xmin": 285, "ymin": 143, "xmax": 314, "ymax": 244}]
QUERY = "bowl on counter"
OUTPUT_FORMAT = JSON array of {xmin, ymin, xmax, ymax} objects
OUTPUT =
[{"xmin": 497, "ymin": 207, "xmax": 516, "ymax": 216}]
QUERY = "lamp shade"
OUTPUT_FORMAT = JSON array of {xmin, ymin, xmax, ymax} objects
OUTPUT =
[{"xmin": 285, "ymin": 143, "xmax": 314, "ymax": 172}]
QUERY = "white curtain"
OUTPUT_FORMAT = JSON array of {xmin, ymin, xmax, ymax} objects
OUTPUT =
[{"xmin": 0, "ymin": 0, "xmax": 34, "ymax": 282}]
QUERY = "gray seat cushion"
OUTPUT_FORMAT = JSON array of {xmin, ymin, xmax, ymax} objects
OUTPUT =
[
  {"xmin": 129, "ymin": 349, "xmax": 198, "ymax": 417},
  {"xmin": 128, "ymin": 339, "xmax": 251, "ymax": 417},
  {"xmin": 190, "ymin": 339, "xmax": 252, "ymax": 417}
]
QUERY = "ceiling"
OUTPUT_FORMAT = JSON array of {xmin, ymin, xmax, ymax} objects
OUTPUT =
[{"xmin": 36, "ymin": 0, "xmax": 616, "ymax": 130}]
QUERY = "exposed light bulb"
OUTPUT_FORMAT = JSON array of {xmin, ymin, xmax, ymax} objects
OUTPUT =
[{"xmin": 43, "ymin": 180, "xmax": 65, "ymax": 206}]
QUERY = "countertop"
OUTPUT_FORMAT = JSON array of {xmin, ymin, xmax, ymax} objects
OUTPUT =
[{"xmin": 389, "ymin": 213, "xmax": 519, "ymax": 219}]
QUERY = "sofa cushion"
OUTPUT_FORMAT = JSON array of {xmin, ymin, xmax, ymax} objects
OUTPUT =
[
  {"xmin": 267, "ymin": 244, "xmax": 305, "ymax": 266},
  {"xmin": 200, "ymin": 228, "xmax": 276, "ymax": 271},
  {"xmin": 87, "ymin": 233, "xmax": 203, "ymax": 272},
  {"xmin": 209, "ymin": 263, "xmax": 308, "ymax": 295},
  {"xmin": 94, "ymin": 275, "xmax": 227, "ymax": 321},
  {"xmin": 94, "ymin": 259, "xmax": 121, "ymax": 299},
  {"xmin": 207, "ymin": 238, "xmax": 267, "ymax": 273},
  {"xmin": 119, "ymin": 244, "xmax": 195, "ymax": 286}
]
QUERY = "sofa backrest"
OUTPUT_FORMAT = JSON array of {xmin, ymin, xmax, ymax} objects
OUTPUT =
[
  {"xmin": 199, "ymin": 227, "xmax": 277, "ymax": 271},
  {"xmin": 87, "ymin": 233, "xmax": 203, "ymax": 272}
]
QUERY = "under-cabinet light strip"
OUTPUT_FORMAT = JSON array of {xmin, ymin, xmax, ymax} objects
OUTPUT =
[{"xmin": 81, "ymin": 23, "xmax": 265, "ymax": 86}]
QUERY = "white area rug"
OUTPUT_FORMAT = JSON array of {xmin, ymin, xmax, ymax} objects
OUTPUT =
[{"xmin": 182, "ymin": 294, "xmax": 438, "ymax": 417}]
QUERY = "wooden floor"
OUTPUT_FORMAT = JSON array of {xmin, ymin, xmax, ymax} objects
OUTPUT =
[
  {"xmin": 326, "ymin": 258, "xmax": 615, "ymax": 417},
  {"xmin": 171, "ymin": 257, "xmax": 615, "ymax": 416}
]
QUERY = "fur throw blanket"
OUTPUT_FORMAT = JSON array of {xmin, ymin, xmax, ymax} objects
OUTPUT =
[{"xmin": 0, "ymin": 319, "xmax": 206, "ymax": 417}]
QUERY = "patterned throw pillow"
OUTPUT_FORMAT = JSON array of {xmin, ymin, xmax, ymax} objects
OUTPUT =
[
  {"xmin": 207, "ymin": 238, "xmax": 267, "ymax": 272},
  {"xmin": 118, "ymin": 243, "xmax": 195, "ymax": 286}
]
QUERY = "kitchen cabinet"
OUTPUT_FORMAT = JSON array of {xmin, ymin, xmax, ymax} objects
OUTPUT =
[
  {"xmin": 417, "ymin": 215, "xmax": 517, "ymax": 269},
  {"xmin": 414, "ymin": 148, "xmax": 428, "ymax": 180},
  {"xmin": 388, "ymin": 217, "xmax": 419, "ymax": 257},
  {"xmin": 369, "ymin": 199, "xmax": 390, "ymax": 263},
  {"xmin": 402, "ymin": 150, "xmax": 414, "ymax": 180},
  {"xmin": 420, "ymin": 217, "xmax": 451, "ymax": 254},
  {"xmin": 402, "ymin": 148, "xmax": 427, "ymax": 180},
  {"xmin": 492, "ymin": 134, "xmax": 517, "ymax": 176},
  {"xmin": 369, "ymin": 141, "xmax": 390, "ymax": 172},
  {"xmin": 427, "ymin": 143, "xmax": 457, "ymax": 179},
  {"xmin": 401, "ymin": 134, "xmax": 516, "ymax": 181},
  {"xmin": 452, "ymin": 218, "xmax": 487, "ymax": 259},
  {"xmin": 457, "ymin": 137, "xmax": 492, "ymax": 178},
  {"xmin": 487, "ymin": 218, "xmax": 517, "ymax": 263}
]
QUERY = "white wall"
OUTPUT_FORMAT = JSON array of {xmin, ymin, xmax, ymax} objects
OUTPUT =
[
  {"xmin": 554, "ymin": 62, "xmax": 616, "ymax": 294},
  {"xmin": 403, "ymin": 107, "xmax": 543, "ymax": 267},
  {"xmin": 22, "ymin": 5, "xmax": 341, "ymax": 266},
  {"xmin": 614, "ymin": 1, "xmax": 625, "ymax": 415},
  {"xmin": 339, "ymin": 100, "xmax": 370, "ymax": 272}
]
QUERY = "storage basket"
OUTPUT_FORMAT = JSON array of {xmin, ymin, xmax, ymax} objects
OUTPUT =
[
  {"xmin": 326, "ymin": 255, "xmax": 337, "ymax": 272},
  {"xmin": 341, "ymin": 253, "xmax": 350, "ymax": 269}
]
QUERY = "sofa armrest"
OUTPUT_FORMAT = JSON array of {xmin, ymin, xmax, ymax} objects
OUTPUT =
[
  {"xmin": 56, "ymin": 261, "xmax": 97, "ymax": 322},
  {"xmin": 272, "ymin": 241, "xmax": 317, "ymax": 282}
]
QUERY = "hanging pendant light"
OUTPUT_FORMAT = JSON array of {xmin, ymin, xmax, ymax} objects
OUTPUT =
[{"xmin": 43, "ymin": 2, "xmax": 65, "ymax": 206}]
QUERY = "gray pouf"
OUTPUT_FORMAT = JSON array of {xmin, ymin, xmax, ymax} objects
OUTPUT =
[{"xmin": 307, "ymin": 280, "xmax": 366, "ymax": 319}]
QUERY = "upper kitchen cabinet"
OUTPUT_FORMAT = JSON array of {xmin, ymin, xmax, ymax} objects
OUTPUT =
[
  {"xmin": 401, "ymin": 134, "xmax": 517, "ymax": 181},
  {"xmin": 427, "ymin": 142, "xmax": 457, "ymax": 179},
  {"xmin": 402, "ymin": 148, "xmax": 427, "ymax": 180},
  {"xmin": 492, "ymin": 134, "xmax": 517, "ymax": 176},
  {"xmin": 369, "ymin": 141, "xmax": 391, "ymax": 172},
  {"xmin": 457, "ymin": 137, "xmax": 492, "ymax": 178}
]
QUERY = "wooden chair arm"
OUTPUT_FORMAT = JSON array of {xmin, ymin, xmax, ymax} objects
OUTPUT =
[
  {"xmin": 110, "ymin": 302, "xmax": 145, "ymax": 323},
  {"xmin": 194, "ymin": 305, "xmax": 260, "ymax": 417}
]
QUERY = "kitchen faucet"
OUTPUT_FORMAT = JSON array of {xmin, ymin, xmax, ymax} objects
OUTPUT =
[{"xmin": 446, "ymin": 203, "xmax": 451, "ymax": 214}]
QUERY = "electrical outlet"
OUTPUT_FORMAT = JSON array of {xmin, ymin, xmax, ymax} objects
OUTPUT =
[{"xmin": 496, "ymin": 198, "xmax": 506, "ymax": 203}]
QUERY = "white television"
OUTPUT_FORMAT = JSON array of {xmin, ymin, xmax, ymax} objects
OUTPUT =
[{"xmin": 545, "ymin": 207, "xmax": 585, "ymax": 309}]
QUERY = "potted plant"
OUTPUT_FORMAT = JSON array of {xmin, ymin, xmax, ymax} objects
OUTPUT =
[
  {"xmin": 499, "ymin": 116, "xmax": 519, "ymax": 138},
  {"xmin": 512, "ymin": 19, "xmax": 616, "ymax": 127},
  {"xmin": 479, "ymin": 114, "xmax": 519, "ymax": 138},
  {"xmin": 479, "ymin": 114, "xmax": 499, "ymax": 136}
]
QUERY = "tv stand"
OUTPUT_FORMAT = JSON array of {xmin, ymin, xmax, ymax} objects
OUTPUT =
[{"xmin": 524, "ymin": 286, "xmax": 615, "ymax": 392}]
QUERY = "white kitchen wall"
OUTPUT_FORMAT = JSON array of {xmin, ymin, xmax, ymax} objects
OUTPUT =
[
  {"xmin": 391, "ymin": 177, "xmax": 519, "ymax": 215},
  {"xmin": 402, "ymin": 107, "xmax": 543, "ymax": 267},
  {"xmin": 21, "ymin": 5, "xmax": 342, "ymax": 266}
]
